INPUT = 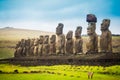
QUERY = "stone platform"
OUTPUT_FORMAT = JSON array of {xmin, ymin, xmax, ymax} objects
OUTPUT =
[{"xmin": 0, "ymin": 53, "xmax": 120, "ymax": 66}]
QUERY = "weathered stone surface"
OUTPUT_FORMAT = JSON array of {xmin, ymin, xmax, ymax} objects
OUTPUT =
[
  {"xmin": 56, "ymin": 23, "xmax": 65, "ymax": 54},
  {"xmin": 66, "ymin": 31, "xmax": 73, "ymax": 54},
  {"xmin": 86, "ymin": 14, "xmax": 97, "ymax": 22},
  {"xmin": 33, "ymin": 38, "xmax": 39, "ymax": 56},
  {"xmin": 86, "ymin": 24, "xmax": 98, "ymax": 53},
  {"xmin": 100, "ymin": 19, "xmax": 112, "ymax": 53},
  {"xmin": 86, "ymin": 14, "xmax": 98, "ymax": 54},
  {"xmin": 49, "ymin": 35, "xmax": 56, "ymax": 55},
  {"xmin": 75, "ymin": 26, "xmax": 83, "ymax": 54},
  {"xmin": 75, "ymin": 26, "xmax": 82, "ymax": 38},
  {"xmin": 14, "ymin": 41, "xmax": 22, "ymax": 57},
  {"xmin": 42, "ymin": 35, "xmax": 49, "ymax": 55},
  {"xmin": 56, "ymin": 23, "xmax": 63, "ymax": 35},
  {"xmin": 38, "ymin": 36, "xmax": 44, "ymax": 56}
]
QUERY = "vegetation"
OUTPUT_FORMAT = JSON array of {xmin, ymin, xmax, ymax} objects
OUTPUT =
[{"xmin": 0, "ymin": 64, "xmax": 120, "ymax": 80}]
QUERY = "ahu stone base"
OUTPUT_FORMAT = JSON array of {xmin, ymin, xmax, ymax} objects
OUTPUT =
[{"xmin": 0, "ymin": 53, "xmax": 120, "ymax": 66}]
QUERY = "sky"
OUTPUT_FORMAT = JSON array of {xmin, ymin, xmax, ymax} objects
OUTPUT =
[{"xmin": 0, "ymin": 0, "xmax": 120, "ymax": 34}]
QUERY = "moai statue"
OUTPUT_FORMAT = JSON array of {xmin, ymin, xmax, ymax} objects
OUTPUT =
[
  {"xmin": 86, "ymin": 14, "xmax": 98, "ymax": 54},
  {"xmin": 100, "ymin": 19, "xmax": 112, "ymax": 53},
  {"xmin": 42, "ymin": 35, "xmax": 49, "ymax": 55},
  {"xmin": 49, "ymin": 35, "xmax": 56, "ymax": 55},
  {"xmin": 66, "ymin": 31, "xmax": 73, "ymax": 54},
  {"xmin": 14, "ymin": 41, "xmax": 22, "ymax": 57},
  {"xmin": 38, "ymin": 35, "xmax": 44, "ymax": 56},
  {"xmin": 75, "ymin": 26, "xmax": 83, "ymax": 54},
  {"xmin": 25, "ymin": 39, "xmax": 30, "ymax": 56},
  {"xmin": 56, "ymin": 23, "xmax": 65, "ymax": 55},
  {"xmin": 20, "ymin": 39, "xmax": 26, "ymax": 56},
  {"xmin": 33, "ymin": 38, "xmax": 39, "ymax": 56},
  {"xmin": 29, "ymin": 38, "xmax": 35, "ymax": 56}
]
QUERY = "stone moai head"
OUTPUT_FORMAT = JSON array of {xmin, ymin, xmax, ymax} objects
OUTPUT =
[
  {"xmin": 86, "ymin": 14, "xmax": 97, "ymax": 23},
  {"xmin": 75, "ymin": 26, "xmax": 82, "ymax": 38},
  {"xmin": 44, "ymin": 35, "xmax": 49, "ymax": 44},
  {"xmin": 88, "ymin": 22, "xmax": 96, "ymax": 31},
  {"xmin": 87, "ymin": 25, "xmax": 94, "ymax": 35},
  {"xmin": 66, "ymin": 31, "xmax": 73, "ymax": 39},
  {"xmin": 50, "ymin": 35, "xmax": 56, "ymax": 43},
  {"xmin": 25, "ymin": 39, "xmax": 30, "ymax": 46},
  {"xmin": 56, "ymin": 23, "xmax": 64, "ymax": 35},
  {"xmin": 101, "ymin": 19, "xmax": 110, "ymax": 31},
  {"xmin": 34, "ymin": 38, "xmax": 39, "ymax": 46},
  {"xmin": 39, "ymin": 35, "xmax": 44, "ymax": 44},
  {"xmin": 20, "ymin": 39, "xmax": 25, "ymax": 47}
]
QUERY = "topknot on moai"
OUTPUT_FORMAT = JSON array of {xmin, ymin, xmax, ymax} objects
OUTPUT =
[
  {"xmin": 49, "ymin": 35, "xmax": 56, "ymax": 55},
  {"xmin": 100, "ymin": 19, "xmax": 112, "ymax": 53},
  {"xmin": 86, "ymin": 14, "xmax": 98, "ymax": 54},
  {"xmin": 66, "ymin": 30, "xmax": 74, "ymax": 54},
  {"xmin": 56, "ymin": 23, "xmax": 65, "ymax": 55},
  {"xmin": 86, "ymin": 14, "xmax": 97, "ymax": 23},
  {"xmin": 74, "ymin": 26, "xmax": 83, "ymax": 54}
]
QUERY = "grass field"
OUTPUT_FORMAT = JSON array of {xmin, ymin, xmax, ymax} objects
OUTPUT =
[{"xmin": 0, "ymin": 64, "xmax": 120, "ymax": 80}]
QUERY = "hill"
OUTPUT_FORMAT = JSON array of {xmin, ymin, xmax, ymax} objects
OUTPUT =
[{"xmin": 0, "ymin": 27, "xmax": 54, "ymax": 41}]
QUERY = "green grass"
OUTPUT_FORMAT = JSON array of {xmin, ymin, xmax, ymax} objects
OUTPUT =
[
  {"xmin": 0, "ymin": 48, "xmax": 14, "ymax": 59},
  {"xmin": 0, "ymin": 64, "xmax": 120, "ymax": 80}
]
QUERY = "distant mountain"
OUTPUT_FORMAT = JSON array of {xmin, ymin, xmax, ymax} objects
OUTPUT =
[{"xmin": 0, "ymin": 27, "xmax": 54, "ymax": 40}]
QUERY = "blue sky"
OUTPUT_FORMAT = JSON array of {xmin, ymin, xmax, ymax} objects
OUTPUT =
[{"xmin": 0, "ymin": 0, "xmax": 120, "ymax": 34}]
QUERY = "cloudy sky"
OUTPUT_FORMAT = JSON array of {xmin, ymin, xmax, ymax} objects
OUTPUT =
[{"xmin": 0, "ymin": 0, "xmax": 120, "ymax": 34}]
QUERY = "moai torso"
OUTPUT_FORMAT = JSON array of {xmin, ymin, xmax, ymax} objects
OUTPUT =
[
  {"xmin": 49, "ymin": 35, "xmax": 56, "ymax": 55},
  {"xmin": 66, "ymin": 31, "xmax": 73, "ymax": 54},
  {"xmin": 86, "ymin": 31, "xmax": 98, "ymax": 53},
  {"xmin": 86, "ymin": 14, "xmax": 98, "ymax": 54},
  {"xmin": 75, "ymin": 26, "xmax": 83, "ymax": 54},
  {"xmin": 42, "ymin": 35, "xmax": 49, "ymax": 55},
  {"xmin": 56, "ymin": 23, "xmax": 65, "ymax": 54},
  {"xmin": 100, "ymin": 19, "xmax": 112, "ymax": 53}
]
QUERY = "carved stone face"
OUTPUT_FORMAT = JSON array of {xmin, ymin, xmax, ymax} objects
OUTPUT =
[
  {"xmin": 87, "ymin": 26, "xmax": 94, "ymax": 35},
  {"xmin": 75, "ymin": 26, "xmax": 82, "ymax": 38},
  {"xmin": 39, "ymin": 36, "xmax": 44, "ymax": 44},
  {"xmin": 50, "ymin": 35, "xmax": 56, "ymax": 43},
  {"xmin": 101, "ymin": 19, "xmax": 110, "ymax": 31},
  {"xmin": 44, "ymin": 35, "xmax": 49, "ymax": 44},
  {"xmin": 34, "ymin": 38, "xmax": 39, "ymax": 46},
  {"xmin": 66, "ymin": 31, "xmax": 73, "ymax": 39},
  {"xmin": 88, "ymin": 22, "xmax": 96, "ymax": 31},
  {"xmin": 56, "ymin": 23, "xmax": 64, "ymax": 35}
]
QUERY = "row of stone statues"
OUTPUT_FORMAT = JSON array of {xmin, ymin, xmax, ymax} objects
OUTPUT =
[
  {"xmin": 14, "ymin": 14, "xmax": 112, "ymax": 57},
  {"xmin": 86, "ymin": 14, "xmax": 112, "ymax": 53}
]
